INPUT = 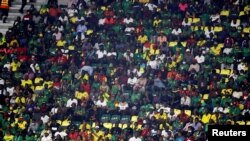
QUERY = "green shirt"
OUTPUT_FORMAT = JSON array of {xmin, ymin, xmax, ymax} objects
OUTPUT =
[
  {"xmin": 230, "ymin": 107, "xmax": 241, "ymax": 116},
  {"xmin": 14, "ymin": 135, "xmax": 23, "ymax": 141},
  {"xmin": 25, "ymin": 135, "xmax": 36, "ymax": 141}
]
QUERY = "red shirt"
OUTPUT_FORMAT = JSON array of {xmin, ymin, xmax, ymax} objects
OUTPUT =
[
  {"xmin": 177, "ymin": 113, "xmax": 189, "ymax": 123},
  {"xmin": 18, "ymin": 55, "xmax": 29, "ymax": 62},
  {"xmin": 68, "ymin": 131, "xmax": 79, "ymax": 140},
  {"xmin": 53, "ymin": 81, "xmax": 61, "ymax": 89},
  {"xmin": 80, "ymin": 83, "xmax": 91, "ymax": 94},
  {"xmin": 179, "ymin": 3, "xmax": 188, "ymax": 11},
  {"xmin": 16, "ymin": 47, "xmax": 27, "ymax": 54},
  {"xmin": 104, "ymin": 10, "xmax": 114, "ymax": 17},
  {"xmin": 104, "ymin": 17, "xmax": 115, "ymax": 25},
  {"xmin": 49, "ymin": 7, "xmax": 62, "ymax": 17}
]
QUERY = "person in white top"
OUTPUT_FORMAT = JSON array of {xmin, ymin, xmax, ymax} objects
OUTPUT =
[
  {"xmin": 41, "ymin": 113, "xmax": 50, "ymax": 124},
  {"xmin": 145, "ymin": 2, "xmax": 157, "ymax": 11},
  {"xmin": 54, "ymin": 128, "xmax": 67, "ymax": 140},
  {"xmin": 129, "ymin": 132, "xmax": 142, "ymax": 141},
  {"xmin": 210, "ymin": 13, "xmax": 220, "ymax": 24},
  {"xmin": 171, "ymin": 27, "xmax": 182, "ymax": 36},
  {"xmin": 67, "ymin": 5, "xmax": 78, "ymax": 17},
  {"xmin": 213, "ymin": 103, "xmax": 223, "ymax": 113},
  {"xmin": 118, "ymin": 99, "xmax": 129, "ymax": 111},
  {"xmin": 195, "ymin": 52, "xmax": 205, "ymax": 64},
  {"xmin": 123, "ymin": 15, "xmax": 134, "ymax": 24},
  {"xmin": 41, "ymin": 132, "xmax": 52, "ymax": 141},
  {"xmin": 66, "ymin": 96, "xmax": 78, "ymax": 108},
  {"xmin": 205, "ymin": 26, "xmax": 214, "ymax": 38},
  {"xmin": 50, "ymin": 103, "xmax": 59, "ymax": 116},
  {"xmin": 95, "ymin": 97, "xmax": 107, "ymax": 108},
  {"xmin": 127, "ymin": 74, "xmax": 138, "ymax": 86},
  {"xmin": 182, "ymin": 18, "xmax": 191, "ymax": 27},
  {"xmin": 232, "ymin": 89, "xmax": 243, "ymax": 99},
  {"xmin": 230, "ymin": 19, "xmax": 240, "ymax": 28},
  {"xmin": 96, "ymin": 48, "xmax": 107, "ymax": 59},
  {"xmin": 180, "ymin": 95, "xmax": 191, "ymax": 108}
]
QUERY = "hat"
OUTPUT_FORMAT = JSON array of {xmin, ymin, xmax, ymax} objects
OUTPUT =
[
  {"xmin": 186, "ymin": 49, "xmax": 190, "ymax": 52},
  {"xmin": 95, "ymin": 126, "xmax": 100, "ymax": 129}
]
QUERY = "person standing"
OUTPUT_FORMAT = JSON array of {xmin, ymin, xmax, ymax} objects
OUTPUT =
[
  {"xmin": 19, "ymin": 0, "xmax": 27, "ymax": 13},
  {"xmin": 0, "ymin": 0, "xmax": 10, "ymax": 23}
]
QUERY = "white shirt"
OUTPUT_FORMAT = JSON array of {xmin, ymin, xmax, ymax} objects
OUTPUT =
[
  {"xmin": 95, "ymin": 100, "xmax": 107, "ymax": 107},
  {"xmin": 59, "ymin": 16, "xmax": 68, "ymax": 22},
  {"xmin": 66, "ymin": 98, "xmax": 78, "ymax": 108},
  {"xmin": 230, "ymin": 20, "xmax": 240, "ymax": 28},
  {"xmin": 125, "ymin": 27, "xmax": 135, "ymax": 35},
  {"xmin": 54, "ymin": 131, "xmax": 67, "ymax": 139},
  {"xmin": 145, "ymin": 3, "xmax": 157, "ymax": 11},
  {"xmin": 189, "ymin": 63, "xmax": 200, "ymax": 72},
  {"xmin": 161, "ymin": 129, "xmax": 169, "ymax": 138},
  {"xmin": 123, "ymin": 18, "xmax": 134, "ymax": 24},
  {"xmin": 172, "ymin": 28, "xmax": 182, "ymax": 35},
  {"xmin": 41, "ymin": 115, "xmax": 50, "ymax": 124},
  {"xmin": 182, "ymin": 20, "xmax": 191, "ymax": 26},
  {"xmin": 213, "ymin": 107, "xmax": 223, "ymax": 113},
  {"xmin": 41, "ymin": 136, "xmax": 52, "ymax": 141},
  {"xmin": 127, "ymin": 77, "xmax": 138, "ymax": 85},
  {"xmin": 3, "ymin": 63, "xmax": 10, "ymax": 71},
  {"xmin": 180, "ymin": 96, "xmax": 191, "ymax": 106},
  {"xmin": 232, "ymin": 91, "xmax": 243, "ymax": 99},
  {"xmin": 67, "ymin": 9, "xmax": 78, "ymax": 17},
  {"xmin": 50, "ymin": 107, "xmax": 58, "ymax": 115},
  {"xmin": 195, "ymin": 55, "xmax": 205, "ymax": 64},
  {"xmin": 205, "ymin": 30, "xmax": 214, "ymax": 38},
  {"xmin": 98, "ymin": 18, "xmax": 105, "ymax": 25},
  {"xmin": 237, "ymin": 63, "xmax": 247, "ymax": 71},
  {"xmin": 129, "ymin": 137, "xmax": 142, "ymax": 141},
  {"xmin": 119, "ymin": 102, "xmax": 128, "ymax": 110},
  {"xmin": 147, "ymin": 60, "xmax": 158, "ymax": 69},
  {"xmin": 96, "ymin": 50, "xmax": 107, "ymax": 59},
  {"xmin": 223, "ymin": 48, "xmax": 232, "ymax": 54},
  {"xmin": 7, "ymin": 86, "xmax": 14, "ymax": 96}
]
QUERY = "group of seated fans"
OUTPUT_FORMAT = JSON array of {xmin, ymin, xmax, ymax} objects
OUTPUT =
[{"xmin": 0, "ymin": 0, "xmax": 250, "ymax": 140}]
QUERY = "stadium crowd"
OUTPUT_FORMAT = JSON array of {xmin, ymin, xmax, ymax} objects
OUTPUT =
[{"xmin": 0, "ymin": 0, "xmax": 250, "ymax": 140}]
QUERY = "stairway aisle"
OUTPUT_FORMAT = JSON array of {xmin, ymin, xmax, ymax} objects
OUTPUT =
[{"xmin": 0, "ymin": 0, "xmax": 47, "ymax": 35}]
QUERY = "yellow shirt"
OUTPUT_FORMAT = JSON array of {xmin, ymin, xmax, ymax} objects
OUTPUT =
[
  {"xmin": 104, "ymin": 133, "xmax": 112, "ymax": 140},
  {"xmin": 34, "ymin": 77, "xmax": 44, "ymax": 84},
  {"xmin": 35, "ymin": 85, "xmax": 44, "ymax": 91},
  {"xmin": 10, "ymin": 62, "xmax": 20, "ymax": 72},
  {"xmin": 43, "ymin": 81, "xmax": 53, "ymax": 88},
  {"xmin": 75, "ymin": 91, "xmax": 89, "ymax": 100},
  {"xmin": 201, "ymin": 113, "xmax": 211, "ymax": 124},
  {"xmin": 15, "ymin": 96, "xmax": 26, "ymax": 104},
  {"xmin": 92, "ymin": 130, "xmax": 104, "ymax": 141},
  {"xmin": 4, "ymin": 134, "xmax": 14, "ymax": 141},
  {"xmin": 154, "ymin": 112, "xmax": 167, "ymax": 120},
  {"xmin": 79, "ymin": 123, "xmax": 91, "ymax": 130},
  {"xmin": 21, "ymin": 79, "xmax": 33, "ymax": 87},
  {"xmin": 137, "ymin": 35, "xmax": 148, "ymax": 44},
  {"xmin": 210, "ymin": 46, "xmax": 222, "ymax": 56},
  {"xmin": 18, "ymin": 121, "xmax": 27, "ymax": 130},
  {"xmin": 57, "ymin": 40, "xmax": 67, "ymax": 47}
]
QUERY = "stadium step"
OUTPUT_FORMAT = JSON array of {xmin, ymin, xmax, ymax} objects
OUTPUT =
[{"xmin": 0, "ymin": 0, "xmax": 47, "ymax": 35}]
